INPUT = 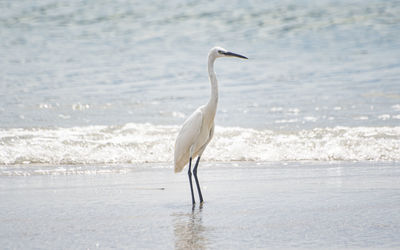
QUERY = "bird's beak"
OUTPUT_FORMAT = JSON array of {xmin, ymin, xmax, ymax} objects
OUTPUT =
[{"xmin": 223, "ymin": 51, "xmax": 248, "ymax": 59}]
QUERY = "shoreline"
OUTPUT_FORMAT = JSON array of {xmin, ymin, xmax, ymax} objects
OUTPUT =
[
  {"xmin": 0, "ymin": 160, "xmax": 398, "ymax": 176},
  {"xmin": 1, "ymin": 162, "xmax": 399, "ymax": 249}
]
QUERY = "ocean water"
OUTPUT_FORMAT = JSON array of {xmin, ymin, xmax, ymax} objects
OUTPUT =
[{"xmin": 1, "ymin": 0, "xmax": 400, "ymax": 170}]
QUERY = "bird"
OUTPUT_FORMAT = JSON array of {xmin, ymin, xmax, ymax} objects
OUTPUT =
[{"xmin": 174, "ymin": 46, "xmax": 248, "ymax": 205}]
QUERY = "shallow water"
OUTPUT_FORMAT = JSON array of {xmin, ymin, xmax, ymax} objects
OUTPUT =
[
  {"xmin": 1, "ymin": 163, "xmax": 399, "ymax": 248},
  {"xmin": 1, "ymin": 0, "xmax": 400, "ymax": 167}
]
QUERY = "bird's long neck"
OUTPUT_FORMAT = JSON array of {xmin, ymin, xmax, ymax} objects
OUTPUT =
[{"xmin": 206, "ymin": 56, "xmax": 218, "ymax": 119}]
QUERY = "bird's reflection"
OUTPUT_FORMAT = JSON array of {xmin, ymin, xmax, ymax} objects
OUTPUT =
[{"xmin": 172, "ymin": 205, "xmax": 208, "ymax": 250}]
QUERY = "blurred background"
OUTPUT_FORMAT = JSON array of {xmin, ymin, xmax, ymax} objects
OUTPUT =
[
  {"xmin": 1, "ymin": 0, "xmax": 400, "ymax": 166},
  {"xmin": 1, "ymin": 0, "xmax": 399, "ymax": 129}
]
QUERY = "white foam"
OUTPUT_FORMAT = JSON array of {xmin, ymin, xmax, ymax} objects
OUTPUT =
[
  {"xmin": 378, "ymin": 114, "xmax": 391, "ymax": 120},
  {"xmin": 392, "ymin": 104, "xmax": 400, "ymax": 111},
  {"xmin": 354, "ymin": 116, "xmax": 369, "ymax": 120},
  {"xmin": 288, "ymin": 108, "xmax": 300, "ymax": 114},
  {"xmin": 274, "ymin": 119, "xmax": 298, "ymax": 124},
  {"xmin": 270, "ymin": 107, "xmax": 284, "ymax": 112},
  {"xmin": 38, "ymin": 103, "xmax": 53, "ymax": 109},
  {"xmin": 0, "ymin": 124, "xmax": 399, "ymax": 166},
  {"xmin": 72, "ymin": 103, "xmax": 90, "ymax": 111},
  {"xmin": 304, "ymin": 116, "xmax": 318, "ymax": 122}
]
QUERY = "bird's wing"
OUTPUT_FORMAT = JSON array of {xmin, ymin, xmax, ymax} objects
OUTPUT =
[
  {"xmin": 174, "ymin": 108, "xmax": 204, "ymax": 172},
  {"xmin": 195, "ymin": 122, "xmax": 214, "ymax": 157}
]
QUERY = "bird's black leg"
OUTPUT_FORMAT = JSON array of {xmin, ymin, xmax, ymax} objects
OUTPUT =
[
  {"xmin": 188, "ymin": 157, "xmax": 195, "ymax": 205},
  {"xmin": 193, "ymin": 156, "xmax": 204, "ymax": 203}
]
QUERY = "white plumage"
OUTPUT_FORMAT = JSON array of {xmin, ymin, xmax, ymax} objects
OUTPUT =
[{"xmin": 173, "ymin": 46, "xmax": 247, "ymax": 205}]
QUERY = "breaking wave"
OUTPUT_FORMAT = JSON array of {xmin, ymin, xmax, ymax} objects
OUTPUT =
[{"xmin": 1, "ymin": 123, "xmax": 399, "ymax": 166}]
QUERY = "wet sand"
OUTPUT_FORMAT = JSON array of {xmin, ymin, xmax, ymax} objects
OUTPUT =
[{"xmin": 1, "ymin": 162, "xmax": 399, "ymax": 249}]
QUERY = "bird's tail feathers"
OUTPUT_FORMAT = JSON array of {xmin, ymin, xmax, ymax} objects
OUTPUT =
[{"xmin": 174, "ymin": 159, "xmax": 187, "ymax": 173}]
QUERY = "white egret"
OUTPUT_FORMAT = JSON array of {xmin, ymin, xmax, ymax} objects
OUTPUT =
[{"xmin": 174, "ymin": 46, "xmax": 247, "ymax": 205}]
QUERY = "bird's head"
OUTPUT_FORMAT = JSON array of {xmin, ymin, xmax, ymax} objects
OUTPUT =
[{"xmin": 209, "ymin": 46, "xmax": 248, "ymax": 60}]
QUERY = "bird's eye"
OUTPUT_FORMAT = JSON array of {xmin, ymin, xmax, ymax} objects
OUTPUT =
[{"xmin": 218, "ymin": 50, "xmax": 223, "ymax": 54}]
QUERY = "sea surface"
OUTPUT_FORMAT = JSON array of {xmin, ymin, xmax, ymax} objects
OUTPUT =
[{"xmin": 1, "ymin": 0, "xmax": 400, "ymax": 171}]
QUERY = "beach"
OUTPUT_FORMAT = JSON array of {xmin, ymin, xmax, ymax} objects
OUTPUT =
[
  {"xmin": 1, "ymin": 0, "xmax": 400, "ymax": 249},
  {"xmin": 1, "ymin": 162, "xmax": 399, "ymax": 249}
]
